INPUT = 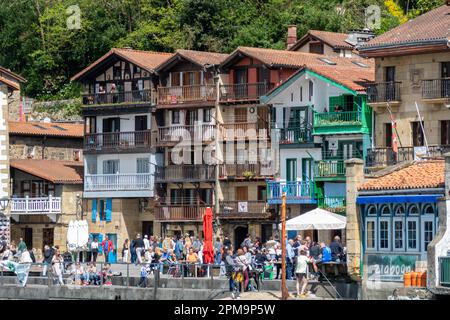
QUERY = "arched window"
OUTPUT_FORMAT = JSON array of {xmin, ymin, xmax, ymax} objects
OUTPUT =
[
  {"xmin": 367, "ymin": 205, "xmax": 377, "ymax": 216},
  {"xmin": 408, "ymin": 204, "xmax": 420, "ymax": 216},
  {"xmin": 394, "ymin": 204, "xmax": 405, "ymax": 215},
  {"xmin": 423, "ymin": 204, "xmax": 435, "ymax": 215},
  {"xmin": 380, "ymin": 204, "xmax": 391, "ymax": 215}
]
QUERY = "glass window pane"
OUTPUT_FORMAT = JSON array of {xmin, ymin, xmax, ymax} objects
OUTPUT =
[
  {"xmin": 424, "ymin": 221, "xmax": 433, "ymax": 252},
  {"xmin": 394, "ymin": 221, "xmax": 403, "ymax": 249},
  {"xmin": 367, "ymin": 221, "xmax": 375, "ymax": 249},
  {"xmin": 380, "ymin": 221, "xmax": 389, "ymax": 249},
  {"xmin": 407, "ymin": 220, "xmax": 417, "ymax": 249}
]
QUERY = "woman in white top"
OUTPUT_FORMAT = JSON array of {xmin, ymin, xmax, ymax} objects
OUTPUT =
[
  {"xmin": 52, "ymin": 251, "xmax": 64, "ymax": 285},
  {"xmin": 295, "ymin": 249, "xmax": 310, "ymax": 298},
  {"xmin": 235, "ymin": 249, "xmax": 249, "ymax": 291}
]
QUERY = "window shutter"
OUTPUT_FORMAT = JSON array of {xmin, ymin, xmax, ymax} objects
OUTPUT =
[
  {"xmin": 106, "ymin": 198, "xmax": 112, "ymax": 222},
  {"xmin": 98, "ymin": 234, "xmax": 103, "ymax": 253},
  {"xmin": 92, "ymin": 199, "xmax": 97, "ymax": 223}
]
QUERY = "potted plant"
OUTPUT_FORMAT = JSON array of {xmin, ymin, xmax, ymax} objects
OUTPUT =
[{"xmin": 242, "ymin": 170, "xmax": 255, "ymax": 180}]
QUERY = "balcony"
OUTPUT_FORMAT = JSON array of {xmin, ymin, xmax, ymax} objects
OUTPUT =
[
  {"xmin": 366, "ymin": 82, "xmax": 401, "ymax": 105},
  {"xmin": 155, "ymin": 204, "xmax": 207, "ymax": 221},
  {"xmin": 313, "ymin": 110, "xmax": 369, "ymax": 135},
  {"xmin": 275, "ymin": 126, "xmax": 313, "ymax": 145},
  {"xmin": 218, "ymin": 201, "xmax": 272, "ymax": 219},
  {"xmin": 314, "ymin": 160, "xmax": 346, "ymax": 181},
  {"xmin": 11, "ymin": 196, "xmax": 62, "ymax": 215},
  {"xmin": 219, "ymin": 82, "xmax": 274, "ymax": 103},
  {"xmin": 84, "ymin": 173, "xmax": 153, "ymax": 198},
  {"xmin": 422, "ymin": 78, "xmax": 450, "ymax": 102},
  {"xmin": 82, "ymin": 90, "xmax": 152, "ymax": 106},
  {"xmin": 155, "ymin": 165, "xmax": 215, "ymax": 183},
  {"xmin": 84, "ymin": 130, "xmax": 151, "ymax": 152},
  {"xmin": 317, "ymin": 196, "xmax": 346, "ymax": 214},
  {"xmin": 219, "ymin": 163, "xmax": 273, "ymax": 180},
  {"xmin": 157, "ymin": 124, "xmax": 215, "ymax": 145},
  {"xmin": 157, "ymin": 84, "xmax": 216, "ymax": 106},
  {"xmin": 266, "ymin": 181, "xmax": 316, "ymax": 204},
  {"xmin": 221, "ymin": 122, "xmax": 269, "ymax": 140}
]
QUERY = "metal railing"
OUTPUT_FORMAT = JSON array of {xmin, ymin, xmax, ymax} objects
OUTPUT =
[
  {"xmin": 440, "ymin": 256, "xmax": 450, "ymax": 287},
  {"xmin": 218, "ymin": 201, "xmax": 270, "ymax": 219},
  {"xmin": 220, "ymin": 122, "xmax": 269, "ymax": 140},
  {"xmin": 157, "ymin": 124, "xmax": 215, "ymax": 143},
  {"xmin": 366, "ymin": 81, "xmax": 402, "ymax": 103},
  {"xmin": 219, "ymin": 82, "xmax": 274, "ymax": 101},
  {"xmin": 314, "ymin": 160, "xmax": 345, "ymax": 179},
  {"xmin": 219, "ymin": 163, "xmax": 273, "ymax": 178},
  {"xmin": 275, "ymin": 127, "xmax": 313, "ymax": 144},
  {"xmin": 317, "ymin": 196, "xmax": 346, "ymax": 213},
  {"xmin": 155, "ymin": 165, "xmax": 215, "ymax": 182},
  {"xmin": 84, "ymin": 130, "xmax": 151, "ymax": 151},
  {"xmin": 85, "ymin": 173, "xmax": 152, "ymax": 191},
  {"xmin": 266, "ymin": 180, "xmax": 315, "ymax": 201},
  {"xmin": 322, "ymin": 149, "xmax": 363, "ymax": 160},
  {"xmin": 157, "ymin": 84, "xmax": 216, "ymax": 105},
  {"xmin": 155, "ymin": 205, "xmax": 207, "ymax": 221},
  {"xmin": 422, "ymin": 78, "xmax": 450, "ymax": 100},
  {"xmin": 82, "ymin": 90, "xmax": 152, "ymax": 105},
  {"xmin": 314, "ymin": 111, "xmax": 362, "ymax": 127},
  {"xmin": 10, "ymin": 196, "xmax": 61, "ymax": 214}
]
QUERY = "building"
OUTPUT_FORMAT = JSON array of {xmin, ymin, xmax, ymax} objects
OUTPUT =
[
  {"xmin": 360, "ymin": 4, "xmax": 450, "ymax": 171},
  {"xmin": 261, "ymin": 53, "xmax": 374, "ymax": 242},
  {"xmin": 72, "ymin": 48, "xmax": 173, "ymax": 261},
  {"xmin": 0, "ymin": 66, "xmax": 27, "ymax": 121},
  {"xmin": 153, "ymin": 49, "xmax": 227, "ymax": 238}
]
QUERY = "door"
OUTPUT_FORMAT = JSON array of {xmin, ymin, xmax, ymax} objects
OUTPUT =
[
  {"xmin": 103, "ymin": 117, "xmax": 120, "ymax": 147},
  {"xmin": 235, "ymin": 186, "xmax": 248, "ymax": 201},
  {"xmin": 234, "ymin": 69, "xmax": 248, "ymax": 99},
  {"xmin": 385, "ymin": 66, "xmax": 396, "ymax": 101},
  {"xmin": 106, "ymin": 233, "xmax": 117, "ymax": 263},
  {"xmin": 186, "ymin": 110, "xmax": 198, "ymax": 126},
  {"xmin": 261, "ymin": 224, "xmax": 272, "ymax": 243},
  {"xmin": 234, "ymin": 226, "xmax": 248, "ymax": 249},
  {"xmin": 302, "ymin": 158, "xmax": 313, "ymax": 181},
  {"xmin": 23, "ymin": 228, "xmax": 33, "ymax": 249},
  {"xmin": 42, "ymin": 228, "xmax": 54, "ymax": 250},
  {"xmin": 286, "ymin": 158, "xmax": 297, "ymax": 182},
  {"xmin": 135, "ymin": 115, "xmax": 148, "ymax": 145},
  {"xmin": 421, "ymin": 218, "xmax": 435, "ymax": 256},
  {"xmin": 411, "ymin": 121, "xmax": 425, "ymax": 146},
  {"xmin": 441, "ymin": 62, "xmax": 450, "ymax": 98},
  {"xmin": 142, "ymin": 221, "xmax": 153, "ymax": 238}
]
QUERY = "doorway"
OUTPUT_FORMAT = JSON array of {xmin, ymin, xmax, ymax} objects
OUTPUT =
[
  {"xmin": 234, "ymin": 226, "xmax": 248, "ymax": 249},
  {"xmin": 23, "ymin": 228, "xmax": 33, "ymax": 249},
  {"xmin": 142, "ymin": 221, "xmax": 153, "ymax": 238},
  {"xmin": 42, "ymin": 228, "xmax": 54, "ymax": 250},
  {"xmin": 106, "ymin": 233, "xmax": 117, "ymax": 263}
]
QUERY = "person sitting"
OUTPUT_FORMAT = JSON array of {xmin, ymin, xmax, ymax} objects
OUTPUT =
[
  {"xmin": 87, "ymin": 263, "xmax": 100, "ymax": 285},
  {"xmin": 329, "ymin": 236, "xmax": 344, "ymax": 262},
  {"xmin": 102, "ymin": 263, "xmax": 113, "ymax": 285}
]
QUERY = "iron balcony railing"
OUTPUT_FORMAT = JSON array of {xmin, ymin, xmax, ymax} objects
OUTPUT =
[
  {"xmin": 218, "ymin": 201, "xmax": 271, "ymax": 219},
  {"xmin": 321, "ymin": 149, "xmax": 363, "ymax": 160},
  {"xmin": 157, "ymin": 124, "xmax": 215, "ymax": 144},
  {"xmin": 366, "ymin": 81, "xmax": 402, "ymax": 103},
  {"xmin": 314, "ymin": 160, "xmax": 346, "ymax": 179},
  {"xmin": 266, "ymin": 180, "xmax": 315, "ymax": 202},
  {"xmin": 219, "ymin": 82, "xmax": 275, "ymax": 102},
  {"xmin": 275, "ymin": 126, "xmax": 313, "ymax": 144},
  {"xmin": 314, "ymin": 111, "xmax": 362, "ymax": 127},
  {"xmin": 440, "ymin": 256, "xmax": 450, "ymax": 287},
  {"xmin": 85, "ymin": 173, "xmax": 152, "ymax": 192},
  {"xmin": 219, "ymin": 163, "xmax": 273, "ymax": 179},
  {"xmin": 84, "ymin": 130, "xmax": 151, "ymax": 151},
  {"xmin": 82, "ymin": 90, "xmax": 152, "ymax": 105},
  {"xmin": 155, "ymin": 165, "xmax": 215, "ymax": 182},
  {"xmin": 422, "ymin": 78, "xmax": 450, "ymax": 100},
  {"xmin": 11, "ymin": 196, "xmax": 62, "ymax": 214},
  {"xmin": 317, "ymin": 196, "xmax": 346, "ymax": 214},
  {"xmin": 157, "ymin": 84, "xmax": 216, "ymax": 105},
  {"xmin": 155, "ymin": 204, "xmax": 207, "ymax": 221}
]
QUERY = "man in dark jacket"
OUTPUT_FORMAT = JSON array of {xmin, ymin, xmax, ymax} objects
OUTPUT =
[
  {"xmin": 42, "ymin": 245, "xmax": 53, "ymax": 276},
  {"xmin": 329, "ymin": 236, "xmax": 344, "ymax": 262}
]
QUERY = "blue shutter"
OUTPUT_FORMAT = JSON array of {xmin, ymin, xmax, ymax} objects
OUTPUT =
[
  {"xmin": 92, "ymin": 199, "xmax": 97, "ymax": 223},
  {"xmin": 106, "ymin": 198, "xmax": 112, "ymax": 222},
  {"xmin": 98, "ymin": 234, "xmax": 103, "ymax": 254}
]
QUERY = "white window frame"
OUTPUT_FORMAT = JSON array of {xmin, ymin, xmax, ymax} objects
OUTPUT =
[
  {"xmin": 393, "ymin": 217, "xmax": 405, "ymax": 252},
  {"xmin": 378, "ymin": 218, "xmax": 391, "ymax": 252},
  {"xmin": 421, "ymin": 215, "xmax": 435, "ymax": 253},
  {"xmin": 365, "ymin": 218, "xmax": 377, "ymax": 252},
  {"xmin": 406, "ymin": 217, "xmax": 419, "ymax": 252}
]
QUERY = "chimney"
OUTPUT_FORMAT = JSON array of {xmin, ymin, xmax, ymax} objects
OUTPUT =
[{"xmin": 287, "ymin": 25, "xmax": 297, "ymax": 49}]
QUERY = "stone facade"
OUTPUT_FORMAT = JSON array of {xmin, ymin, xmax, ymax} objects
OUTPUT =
[{"xmin": 0, "ymin": 87, "xmax": 10, "ymax": 243}]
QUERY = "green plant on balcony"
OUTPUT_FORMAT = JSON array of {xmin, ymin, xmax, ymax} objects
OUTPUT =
[
  {"xmin": 242, "ymin": 170, "xmax": 255, "ymax": 180},
  {"xmin": 317, "ymin": 119, "xmax": 361, "ymax": 126}
]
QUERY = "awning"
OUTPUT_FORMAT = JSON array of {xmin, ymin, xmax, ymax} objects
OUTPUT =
[
  {"xmin": 356, "ymin": 194, "xmax": 443, "ymax": 205},
  {"xmin": 279, "ymin": 208, "xmax": 347, "ymax": 230}
]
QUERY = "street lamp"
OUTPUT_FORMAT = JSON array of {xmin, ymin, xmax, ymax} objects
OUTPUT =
[{"xmin": 0, "ymin": 198, "xmax": 10, "ymax": 212}]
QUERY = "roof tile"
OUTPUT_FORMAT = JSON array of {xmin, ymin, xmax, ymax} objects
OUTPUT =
[
  {"xmin": 10, "ymin": 159, "xmax": 83, "ymax": 184},
  {"xmin": 9, "ymin": 121, "xmax": 84, "ymax": 138}
]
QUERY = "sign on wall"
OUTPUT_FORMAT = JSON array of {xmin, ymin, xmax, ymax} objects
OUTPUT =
[{"xmin": 366, "ymin": 254, "xmax": 418, "ymax": 282}]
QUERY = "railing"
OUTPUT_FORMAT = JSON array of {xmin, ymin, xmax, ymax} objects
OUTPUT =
[
  {"xmin": 155, "ymin": 205, "xmax": 206, "ymax": 221},
  {"xmin": 85, "ymin": 173, "xmax": 152, "ymax": 191},
  {"xmin": 314, "ymin": 111, "xmax": 361, "ymax": 127},
  {"xmin": 221, "ymin": 122, "xmax": 269, "ymax": 140},
  {"xmin": 219, "ymin": 82, "xmax": 274, "ymax": 102},
  {"xmin": 84, "ymin": 130, "xmax": 151, "ymax": 151},
  {"xmin": 318, "ymin": 196, "xmax": 346, "ymax": 214},
  {"xmin": 82, "ymin": 90, "xmax": 152, "ymax": 105},
  {"xmin": 366, "ymin": 81, "xmax": 401, "ymax": 103},
  {"xmin": 218, "ymin": 201, "xmax": 270, "ymax": 219},
  {"xmin": 314, "ymin": 160, "xmax": 346, "ymax": 179},
  {"xmin": 157, "ymin": 124, "xmax": 215, "ymax": 143},
  {"xmin": 155, "ymin": 165, "xmax": 215, "ymax": 182},
  {"xmin": 157, "ymin": 84, "xmax": 216, "ymax": 105},
  {"xmin": 266, "ymin": 181, "xmax": 314, "ymax": 202},
  {"xmin": 276, "ymin": 127, "xmax": 313, "ymax": 144},
  {"xmin": 11, "ymin": 196, "xmax": 61, "ymax": 214},
  {"xmin": 219, "ymin": 163, "xmax": 273, "ymax": 178},
  {"xmin": 422, "ymin": 78, "xmax": 450, "ymax": 100},
  {"xmin": 440, "ymin": 256, "xmax": 450, "ymax": 287}
]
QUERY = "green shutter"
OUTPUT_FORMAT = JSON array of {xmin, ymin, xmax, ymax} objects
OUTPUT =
[
  {"xmin": 92, "ymin": 199, "xmax": 97, "ymax": 223},
  {"xmin": 106, "ymin": 198, "xmax": 112, "ymax": 222}
]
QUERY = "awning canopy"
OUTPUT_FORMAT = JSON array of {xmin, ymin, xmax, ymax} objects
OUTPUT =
[{"xmin": 280, "ymin": 208, "xmax": 347, "ymax": 231}]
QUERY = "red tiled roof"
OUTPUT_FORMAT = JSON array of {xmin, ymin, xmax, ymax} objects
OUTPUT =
[
  {"xmin": 71, "ymin": 48, "xmax": 173, "ymax": 81},
  {"xmin": 10, "ymin": 159, "xmax": 83, "ymax": 184},
  {"xmin": 358, "ymin": 160, "xmax": 444, "ymax": 191},
  {"xmin": 360, "ymin": 5, "xmax": 450, "ymax": 50},
  {"xmin": 289, "ymin": 30, "xmax": 354, "ymax": 51},
  {"xmin": 176, "ymin": 49, "xmax": 228, "ymax": 66},
  {"xmin": 9, "ymin": 121, "xmax": 84, "ymax": 138},
  {"xmin": 0, "ymin": 76, "xmax": 20, "ymax": 90},
  {"xmin": 0, "ymin": 66, "xmax": 27, "ymax": 83}
]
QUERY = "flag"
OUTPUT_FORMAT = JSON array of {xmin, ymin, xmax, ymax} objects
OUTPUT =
[{"xmin": 390, "ymin": 112, "xmax": 398, "ymax": 154}]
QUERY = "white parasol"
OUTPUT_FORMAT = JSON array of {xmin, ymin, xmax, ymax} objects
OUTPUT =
[{"xmin": 280, "ymin": 208, "xmax": 347, "ymax": 230}]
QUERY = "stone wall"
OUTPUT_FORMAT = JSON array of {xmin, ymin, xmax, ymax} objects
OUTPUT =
[{"xmin": 0, "ymin": 87, "xmax": 10, "ymax": 243}]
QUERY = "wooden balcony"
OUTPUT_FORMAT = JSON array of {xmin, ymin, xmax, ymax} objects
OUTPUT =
[
  {"xmin": 219, "ymin": 82, "xmax": 274, "ymax": 103},
  {"xmin": 85, "ymin": 173, "xmax": 152, "ymax": 192},
  {"xmin": 422, "ymin": 78, "xmax": 450, "ymax": 102},
  {"xmin": 266, "ymin": 181, "xmax": 316, "ymax": 204},
  {"xmin": 157, "ymin": 84, "xmax": 216, "ymax": 106},
  {"xmin": 366, "ymin": 82, "xmax": 402, "ymax": 105},
  {"xmin": 84, "ymin": 130, "xmax": 151, "ymax": 152},
  {"xmin": 157, "ymin": 124, "xmax": 215, "ymax": 145},
  {"xmin": 218, "ymin": 201, "xmax": 272, "ymax": 219},
  {"xmin": 155, "ymin": 204, "xmax": 207, "ymax": 221},
  {"xmin": 219, "ymin": 163, "xmax": 273, "ymax": 180},
  {"xmin": 11, "ymin": 196, "xmax": 62, "ymax": 214},
  {"xmin": 155, "ymin": 165, "xmax": 215, "ymax": 182},
  {"xmin": 220, "ymin": 122, "xmax": 269, "ymax": 140},
  {"xmin": 313, "ymin": 110, "xmax": 370, "ymax": 135},
  {"xmin": 82, "ymin": 90, "xmax": 152, "ymax": 106}
]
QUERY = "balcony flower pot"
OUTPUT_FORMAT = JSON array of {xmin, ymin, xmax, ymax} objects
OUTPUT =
[{"xmin": 242, "ymin": 171, "xmax": 255, "ymax": 180}]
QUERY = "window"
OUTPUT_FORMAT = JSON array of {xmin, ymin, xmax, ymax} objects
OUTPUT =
[
  {"xmin": 309, "ymin": 42, "xmax": 324, "ymax": 54},
  {"xmin": 300, "ymin": 86, "xmax": 303, "ymax": 102},
  {"xmin": 308, "ymin": 81, "xmax": 313, "ymax": 101},
  {"xmin": 409, "ymin": 204, "xmax": 420, "ymax": 215},
  {"xmin": 411, "ymin": 121, "xmax": 425, "ymax": 146},
  {"xmin": 394, "ymin": 219, "xmax": 404, "ymax": 250},
  {"xmin": 137, "ymin": 158, "xmax": 149, "ymax": 173},
  {"xmin": 394, "ymin": 204, "xmax": 405, "ymax": 215},
  {"xmin": 407, "ymin": 219, "xmax": 418, "ymax": 250},
  {"xmin": 380, "ymin": 205, "xmax": 391, "ymax": 215},
  {"xmin": 366, "ymin": 219, "xmax": 376, "ymax": 250},
  {"xmin": 172, "ymin": 110, "xmax": 180, "ymax": 124},
  {"xmin": 441, "ymin": 120, "xmax": 450, "ymax": 145},
  {"xmin": 367, "ymin": 205, "xmax": 377, "ymax": 216},
  {"xmin": 379, "ymin": 220, "xmax": 390, "ymax": 250},
  {"xmin": 203, "ymin": 109, "xmax": 211, "ymax": 123},
  {"xmin": 422, "ymin": 219, "xmax": 434, "ymax": 252},
  {"xmin": 385, "ymin": 123, "xmax": 392, "ymax": 147},
  {"xmin": 170, "ymin": 72, "xmax": 181, "ymax": 86},
  {"xmin": 99, "ymin": 199, "xmax": 106, "ymax": 221},
  {"xmin": 113, "ymin": 66, "xmax": 121, "ymax": 79},
  {"xmin": 103, "ymin": 160, "xmax": 119, "ymax": 174},
  {"xmin": 351, "ymin": 61, "xmax": 368, "ymax": 68},
  {"xmin": 318, "ymin": 58, "xmax": 336, "ymax": 65},
  {"xmin": 257, "ymin": 186, "xmax": 267, "ymax": 201}
]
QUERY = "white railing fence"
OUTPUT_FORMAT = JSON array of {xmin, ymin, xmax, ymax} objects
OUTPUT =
[{"xmin": 11, "ymin": 196, "xmax": 62, "ymax": 214}]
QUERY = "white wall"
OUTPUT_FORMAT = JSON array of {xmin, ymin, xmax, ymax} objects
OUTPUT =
[
  {"xmin": 96, "ymin": 113, "xmax": 151, "ymax": 133},
  {"xmin": 279, "ymin": 148, "xmax": 322, "ymax": 180}
]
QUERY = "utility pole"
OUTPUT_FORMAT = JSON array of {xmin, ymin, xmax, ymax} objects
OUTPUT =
[{"xmin": 281, "ymin": 191, "xmax": 289, "ymax": 300}]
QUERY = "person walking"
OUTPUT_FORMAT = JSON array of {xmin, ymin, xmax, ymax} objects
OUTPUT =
[
  {"xmin": 42, "ymin": 245, "xmax": 53, "ymax": 277},
  {"xmin": 134, "ymin": 234, "xmax": 145, "ymax": 264},
  {"xmin": 130, "ymin": 238, "xmax": 137, "ymax": 264},
  {"xmin": 214, "ymin": 237, "xmax": 222, "ymax": 265},
  {"xmin": 52, "ymin": 250, "xmax": 64, "ymax": 285},
  {"xmin": 122, "ymin": 239, "xmax": 129, "ymax": 263},
  {"xmin": 143, "ymin": 235, "xmax": 150, "ymax": 251},
  {"xmin": 295, "ymin": 250, "xmax": 309, "ymax": 298},
  {"xmin": 286, "ymin": 239, "xmax": 295, "ymax": 280},
  {"xmin": 85, "ymin": 237, "xmax": 92, "ymax": 263},
  {"xmin": 91, "ymin": 237, "xmax": 99, "ymax": 263},
  {"xmin": 101, "ymin": 236, "xmax": 114, "ymax": 264},
  {"xmin": 17, "ymin": 237, "xmax": 27, "ymax": 254}
]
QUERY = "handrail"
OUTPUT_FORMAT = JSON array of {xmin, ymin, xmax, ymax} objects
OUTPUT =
[
  {"xmin": 157, "ymin": 84, "xmax": 216, "ymax": 105},
  {"xmin": 82, "ymin": 89, "xmax": 152, "ymax": 105},
  {"xmin": 84, "ymin": 130, "xmax": 152, "ymax": 150}
]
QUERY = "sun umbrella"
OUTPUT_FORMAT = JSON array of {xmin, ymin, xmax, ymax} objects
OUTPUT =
[
  {"xmin": 202, "ymin": 207, "xmax": 214, "ymax": 264},
  {"xmin": 280, "ymin": 208, "xmax": 347, "ymax": 230},
  {"xmin": 67, "ymin": 220, "xmax": 77, "ymax": 251}
]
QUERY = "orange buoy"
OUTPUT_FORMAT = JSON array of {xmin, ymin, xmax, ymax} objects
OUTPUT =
[
  {"xmin": 404, "ymin": 272, "xmax": 412, "ymax": 287},
  {"xmin": 411, "ymin": 272, "xmax": 419, "ymax": 287},
  {"xmin": 420, "ymin": 271, "xmax": 427, "ymax": 287}
]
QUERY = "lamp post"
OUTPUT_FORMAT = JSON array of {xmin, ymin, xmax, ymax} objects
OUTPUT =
[{"xmin": 281, "ymin": 191, "xmax": 289, "ymax": 300}]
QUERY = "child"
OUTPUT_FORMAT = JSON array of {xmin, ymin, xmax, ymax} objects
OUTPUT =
[{"xmin": 138, "ymin": 264, "xmax": 151, "ymax": 288}]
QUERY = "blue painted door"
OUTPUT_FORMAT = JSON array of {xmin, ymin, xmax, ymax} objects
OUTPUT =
[{"xmin": 106, "ymin": 233, "xmax": 117, "ymax": 263}]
